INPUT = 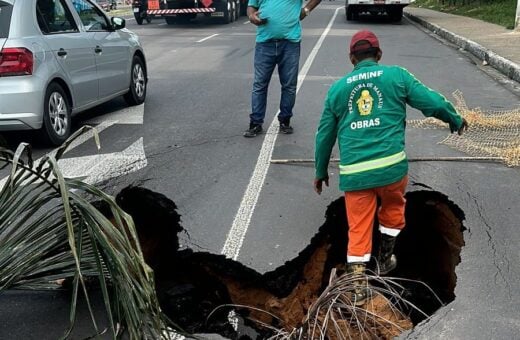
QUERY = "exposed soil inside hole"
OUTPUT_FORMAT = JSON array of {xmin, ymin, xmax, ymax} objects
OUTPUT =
[{"xmin": 113, "ymin": 186, "xmax": 465, "ymax": 339}]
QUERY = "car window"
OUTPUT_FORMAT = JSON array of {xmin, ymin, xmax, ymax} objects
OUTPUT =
[
  {"xmin": 36, "ymin": 0, "xmax": 79, "ymax": 34},
  {"xmin": 0, "ymin": 1, "xmax": 14, "ymax": 38},
  {"xmin": 70, "ymin": 0, "xmax": 110, "ymax": 32}
]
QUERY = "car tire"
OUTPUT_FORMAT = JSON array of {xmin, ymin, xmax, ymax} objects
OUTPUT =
[
  {"xmin": 124, "ymin": 56, "xmax": 147, "ymax": 106},
  {"xmin": 41, "ymin": 83, "xmax": 71, "ymax": 146},
  {"xmin": 146, "ymin": 15, "xmax": 152, "ymax": 23}
]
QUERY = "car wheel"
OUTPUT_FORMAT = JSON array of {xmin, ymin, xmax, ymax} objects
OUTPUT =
[
  {"xmin": 124, "ymin": 56, "xmax": 147, "ymax": 106},
  {"xmin": 41, "ymin": 83, "xmax": 71, "ymax": 146},
  {"xmin": 146, "ymin": 15, "xmax": 152, "ymax": 23}
]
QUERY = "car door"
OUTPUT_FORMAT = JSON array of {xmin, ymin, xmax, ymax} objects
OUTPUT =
[
  {"xmin": 70, "ymin": 0, "xmax": 130, "ymax": 101},
  {"xmin": 36, "ymin": 0, "xmax": 98, "ymax": 109}
]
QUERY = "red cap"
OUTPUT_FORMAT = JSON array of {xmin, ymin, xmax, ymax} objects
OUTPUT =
[{"xmin": 350, "ymin": 30, "xmax": 380, "ymax": 53}]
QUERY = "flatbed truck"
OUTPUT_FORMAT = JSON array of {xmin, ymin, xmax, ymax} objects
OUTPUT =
[{"xmin": 132, "ymin": 0, "xmax": 248, "ymax": 25}]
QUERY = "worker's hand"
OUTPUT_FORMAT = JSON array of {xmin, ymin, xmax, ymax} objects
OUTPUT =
[
  {"xmin": 458, "ymin": 118, "xmax": 468, "ymax": 135},
  {"xmin": 249, "ymin": 11, "xmax": 264, "ymax": 26},
  {"xmin": 314, "ymin": 177, "xmax": 329, "ymax": 195}
]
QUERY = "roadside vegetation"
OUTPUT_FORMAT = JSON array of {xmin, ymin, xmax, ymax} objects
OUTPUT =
[{"xmin": 412, "ymin": 0, "xmax": 516, "ymax": 29}]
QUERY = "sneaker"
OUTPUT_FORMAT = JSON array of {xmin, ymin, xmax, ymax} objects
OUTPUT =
[
  {"xmin": 279, "ymin": 122, "xmax": 293, "ymax": 134},
  {"xmin": 244, "ymin": 124, "xmax": 262, "ymax": 138}
]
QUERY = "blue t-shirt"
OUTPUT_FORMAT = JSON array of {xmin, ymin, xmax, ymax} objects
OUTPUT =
[{"xmin": 248, "ymin": 0, "xmax": 304, "ymax": 43}]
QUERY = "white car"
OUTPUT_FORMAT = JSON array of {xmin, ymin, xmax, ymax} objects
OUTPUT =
[
  {"xmin": 345, "ymin": 0, "xmax": 415, "ymax": 22},
  {"xmin": 0, "ymin": 0, "xmax": 147, "ymax": 145}
]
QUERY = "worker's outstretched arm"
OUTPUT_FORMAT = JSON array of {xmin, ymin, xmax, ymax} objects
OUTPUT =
[{"xmin": 402, "ymin": 68, "xmax": 468, "ymax": 135}]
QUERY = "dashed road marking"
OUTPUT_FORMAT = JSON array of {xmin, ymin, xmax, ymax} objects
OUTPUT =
[{"xmin": 197, "ymin": 33, "xmax": 219, "ymax": 43}]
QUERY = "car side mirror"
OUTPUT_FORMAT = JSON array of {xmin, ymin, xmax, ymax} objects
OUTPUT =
[{"xmin": 111, "ymin": 17, "xmax": 126, "ymax": 30}]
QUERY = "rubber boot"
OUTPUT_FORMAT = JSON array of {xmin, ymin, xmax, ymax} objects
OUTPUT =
[
  {"xmin": 378, "ymin": 234, "xmax": 397, "ymax": 275},
  {"xmin": 347, "ymin": 262, "xmax": 369, "ymax": 306}
]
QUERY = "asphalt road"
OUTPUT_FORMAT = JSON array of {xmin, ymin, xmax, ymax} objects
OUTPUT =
[{"xmin": 1, "ymin": 3, "xmax": 519, "ymax": 339}]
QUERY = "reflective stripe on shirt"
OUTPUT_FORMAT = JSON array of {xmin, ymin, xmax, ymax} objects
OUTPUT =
[{"xmin": 339, "ymin": 151, "xmax": 406, "ymax": 175}]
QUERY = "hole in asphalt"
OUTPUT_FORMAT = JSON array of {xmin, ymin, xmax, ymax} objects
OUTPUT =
[{"xmin": 114, "ymin": 186, "xmax": 465, "ymax": 339}]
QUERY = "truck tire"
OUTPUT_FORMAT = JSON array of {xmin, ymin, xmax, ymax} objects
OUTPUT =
[
  {"xmin": 352, "ymin": 7, "xmax": 359, "ymax": 20},
  {"xmin": 165, "ymin": 17, "xmax": 176, "ymax": 25},
  {"xmin": 235, "ymin": 0, "xmax": 240, "ymax": 20},
  {"xmin": 135, "ymin": 13, "xmax": 144, "ymax": 25},
  {"xmin": 219, "ymin": 0, "xmax": 231, "ymax": 24},
  {"xmin": 389, "ymin": 7, "xmax": 403, "ymax": 22},
  {"xmin": 230, "ymin": 0, "xmax": 236, "ymax": 22},
  {"xmin": 240, "ymin": 0, "xmax": 247, "ymax": 16},
  {"xmin": 346, "ymin": 6, "xmax": 354, "ymax": 21},
  {"xmin": 41, "ymin": 83, "xmax": 71, "ymax": 146}
]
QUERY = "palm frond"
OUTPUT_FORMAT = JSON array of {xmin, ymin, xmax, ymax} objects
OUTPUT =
[
  {"xmin": 0, "ymin": 127, "xmax": 174, "ymax": 339},
  {"xmin": 300, "ymin": 269, "xmax": 434, "ymax": 340}
]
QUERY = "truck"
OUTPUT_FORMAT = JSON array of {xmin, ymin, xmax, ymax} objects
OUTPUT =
[
  {"xmin": 132, "ymin": 0, "xmax": 248, "ymax": 25},
  {"xmin": 345, "ymin": 0, "xmax": 415, "ymax": 22}
]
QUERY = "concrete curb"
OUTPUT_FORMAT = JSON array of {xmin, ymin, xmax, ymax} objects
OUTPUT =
[{"xmin": 404, "ymin": 12, "xmax": 520, "ymax": 84}]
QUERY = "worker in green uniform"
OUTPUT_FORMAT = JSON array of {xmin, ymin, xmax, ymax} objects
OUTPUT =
[{"xmin": 314, "ymin": 30, "xmax": 468, "ymax": 305}]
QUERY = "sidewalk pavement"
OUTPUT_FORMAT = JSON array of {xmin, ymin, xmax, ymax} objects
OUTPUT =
[{"xmin": 404, "ymin": 7, "xmax": 520, "ymax": 84}]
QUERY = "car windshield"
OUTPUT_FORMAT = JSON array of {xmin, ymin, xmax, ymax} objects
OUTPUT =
[{"xmin": 0, "ymin": 1, "xmax": 14, "ymax": 39}]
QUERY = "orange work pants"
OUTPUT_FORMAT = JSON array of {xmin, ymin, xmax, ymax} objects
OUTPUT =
[{"xmin": 344, "ymin": 176, "xmax": 408, "ymax": 263}]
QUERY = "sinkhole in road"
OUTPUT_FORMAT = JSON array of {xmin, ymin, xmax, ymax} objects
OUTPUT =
[{"xmin": 115, "ymin": 186, "xmax": 465, "ymax": 339}]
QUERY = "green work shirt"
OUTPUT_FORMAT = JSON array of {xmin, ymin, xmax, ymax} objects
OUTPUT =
[
  {"xmin": 315, "ymin": 60, "xmax": 464, "ymax": 192},
  {"xmin": 248, "ymin": 0, "xmax": 303, "ymax": 43}
]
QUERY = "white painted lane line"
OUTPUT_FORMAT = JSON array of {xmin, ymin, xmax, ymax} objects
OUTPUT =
[
  {"xmin": 197, "ymin": 33, "xmax": 219, "ymax": 43},
  {"xmin": 243, "ymin": 20, "xmax": 250, "ymax": 25},
  {"xmin": 221, "ymin": 7, "xmax": 342, "ymax": 260},
  {"xmin": 158, "ymin": 23, "xmax": 167, "ymax": 26}
]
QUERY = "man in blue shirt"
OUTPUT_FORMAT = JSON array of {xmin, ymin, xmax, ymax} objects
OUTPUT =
[{"xmin": 244, "ymin": 0, "xmax": 322, "ymax": 137}]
